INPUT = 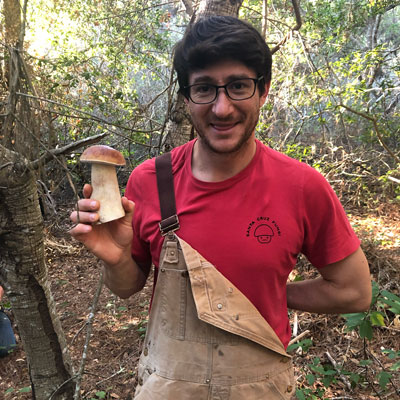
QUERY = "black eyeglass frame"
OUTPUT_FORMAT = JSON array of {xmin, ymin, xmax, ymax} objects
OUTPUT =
[{"xmin": 184, "ymin": 76, "xmax": 264, "ymax": 104}]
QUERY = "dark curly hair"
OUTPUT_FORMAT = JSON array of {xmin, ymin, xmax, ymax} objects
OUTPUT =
[{"xmin": 173, "ymin": 16, "xmax": 272, "ymax": 98}]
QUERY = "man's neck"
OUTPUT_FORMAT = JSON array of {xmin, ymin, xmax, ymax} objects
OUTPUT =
[{"xmin": 191, "ymin": 138, "xmax": 257, "ymax": 182}]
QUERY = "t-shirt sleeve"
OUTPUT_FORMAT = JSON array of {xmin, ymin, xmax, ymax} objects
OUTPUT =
[
  {"xmin": 125, "ymin": 168, "xmax": 152, "ymax": 276},
  {"xmin": 300, "ymin": 166, "xmax": 360, "ymax": 268}
]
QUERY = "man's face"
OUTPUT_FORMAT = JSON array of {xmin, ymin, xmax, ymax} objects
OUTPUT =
[{"xmin": 185, "ymin": 60, "xmax": 269, "ymax": 155}]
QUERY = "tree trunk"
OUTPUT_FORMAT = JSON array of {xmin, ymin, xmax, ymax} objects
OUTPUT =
[
  {"xmin": 163, "ymin": 0, "xmax": 243, "ymax": 149},
  {"xmin": 0, "ymin": 146, "xmax": 75, "ymax": 399},
  {"xmin": 1, "ymin": 1, "xmax": 76, "ymax": 397}
]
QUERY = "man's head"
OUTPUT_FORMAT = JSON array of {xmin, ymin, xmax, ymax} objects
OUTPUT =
[{"xmin": 173, "ymin": 16, "xmax": 272, "ymax": 98}]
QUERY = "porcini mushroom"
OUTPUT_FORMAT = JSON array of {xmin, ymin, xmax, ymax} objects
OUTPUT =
[{"xmin": 80, "ymin": 145, "xmax": 126, "ymax": 224}]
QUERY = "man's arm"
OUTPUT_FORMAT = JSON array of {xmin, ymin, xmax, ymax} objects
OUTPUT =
[{"xmin": 286, "ymin": 246, "xmax": 371, "ymax": 313}]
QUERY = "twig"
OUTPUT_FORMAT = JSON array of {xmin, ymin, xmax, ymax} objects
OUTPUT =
[
  {"xmin": 292, "ymin": 312, "xmax": 298, "ymax": 337},
  {"xmin": 73, "ymin": 269, "xmax": 104, "ymax": 400},
  {"xmin": 0, "ymin": 162, "xmax": 13, "ymax": 171},
  {"xmin": 96, "ymin": 367, "xmax": 125, "ymax": 385},
  {"xmin": 47, "ymin": 374, "xmax": 78, "ymax": 400},
  {"xmin": 288, "ymin": 329, "xmax": 310, "ymax": 346},
  {"xmin": 325, "ymin": 350, "xmax": 352, "ymax": 391}
]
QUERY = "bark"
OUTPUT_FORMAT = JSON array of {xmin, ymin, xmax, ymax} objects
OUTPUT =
[
  {"xmin": 0, "ymin": 145, "xmax": 75, "ymax": 399},
  {"xmin": 1, "ymin": 0, "xmax": 39, "ymax": 160},
  {"xmin": 2, "ymin": 0, "xmax": 21, "ymax": 85},
  {"xmin": 163, "ymin": 0, "xmax": 243, "ymax": 149}
]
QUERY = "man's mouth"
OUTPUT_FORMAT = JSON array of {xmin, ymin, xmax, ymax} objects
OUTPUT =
[{"xmin": 210, "ymin": 122, "xmax": 238, "ymax": 131}]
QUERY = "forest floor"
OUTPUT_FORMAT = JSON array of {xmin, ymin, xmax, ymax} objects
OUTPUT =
[{"xmin": 0, "ymin": 203, "xmax": 399, "ymax": 400}]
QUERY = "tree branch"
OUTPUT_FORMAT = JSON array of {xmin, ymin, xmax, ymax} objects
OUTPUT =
[
  {"xmin": 30, "ymin": 133, "xmax": 108, "ymax": 169},
  {"xmin": 271, "ymin": 0, "xmax": 302, "ymax": 54},
  {"xmin": 338, "ymin": 103, "xmax": 400, "ymax": 163}
]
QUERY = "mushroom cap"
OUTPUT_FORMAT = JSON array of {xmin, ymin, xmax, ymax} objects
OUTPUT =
[{"xmin": 80, "ymin": 145, "xmax": 126, "ymax": 166}]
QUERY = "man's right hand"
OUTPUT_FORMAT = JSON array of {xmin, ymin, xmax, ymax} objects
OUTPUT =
[{"xmin": 69, "ymin": 184, "xmax": 135, "ymax": 267}]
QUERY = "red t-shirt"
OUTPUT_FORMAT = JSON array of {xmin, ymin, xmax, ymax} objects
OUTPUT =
[{"xmin": 125, "ymin": 139, "xmax": 360, "ymax": 348}]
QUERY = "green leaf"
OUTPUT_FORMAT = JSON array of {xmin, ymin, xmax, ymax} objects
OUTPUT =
[
  {"xmin": 295, "ymin": 389, "xmax": 306, "ymax": 400},
  {"xmin": 350, "ymin": 372, "xmax": 361, "ymax": 384},
  {"xmin": 311, "ymin": 365, "xmax": 326, "ymax": 374},
  {"xmin": 359, "ymin": 359, "xmax": 373, "ymax": 366},
  {"xmin": 5, "ymin": 388, "xmax": 14, "ymax": 394},
  {"xmin": 342, "ymin": 312, "xmax": 366, "ymax": 329},
  {"xmin": 322, "ymin": 375, "xmax": 335, "ymax": 387},
  {"xmin": 390, "ymin": 361, "xmax": 400, "ymax": 371},
  {"xmin": 381, "ymin": 290, "xmax": 400, "ymax": 314},
  {"xmin": 378, "ymin": 371, "xmax": 392, "ymax": 390},
  {"xmin": 18, "ymin": 387, "xmax": 31, "ymax": 393},
  {"xmin": 359, "ymin": 319, "xmax": 373, "ymax": 340},
  {"xmin": 371, "ymin": 281, "xmax": 380, "ymax": 305},
  {"xmin": 306, "ymin": 373, "xmax": 316, "ymax": 385},
  {"xmin": 370, "ymin": 311, "xmax": 385, "ymax": 326},
  {"xmin": 96, "ymin": 391, "xmax": 107, "ymax": 399}
]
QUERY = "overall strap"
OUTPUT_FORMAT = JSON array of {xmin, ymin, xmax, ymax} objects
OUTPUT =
[{"xmin": 155, "ymin": 152, "xmax": 180, "ymax": 236}]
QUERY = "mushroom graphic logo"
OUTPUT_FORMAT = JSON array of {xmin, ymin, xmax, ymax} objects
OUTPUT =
[{"xmin": 254, "ymin": 224, "xmax": 274, "ymax": 244}]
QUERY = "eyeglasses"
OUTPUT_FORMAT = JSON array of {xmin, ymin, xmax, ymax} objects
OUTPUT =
[{"xmin": 184, "ymin": 76, "xmax": 264, "ymax": 104}]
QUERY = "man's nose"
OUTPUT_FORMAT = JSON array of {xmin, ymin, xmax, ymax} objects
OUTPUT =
[{"xmin": 212, "ymin": 88, "xmax": 234, "ymax": 117}]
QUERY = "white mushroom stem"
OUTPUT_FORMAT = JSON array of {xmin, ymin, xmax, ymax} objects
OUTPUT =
[{"xmin": 90, "ymin": 163, "xmax": 125, "ymax": 223}]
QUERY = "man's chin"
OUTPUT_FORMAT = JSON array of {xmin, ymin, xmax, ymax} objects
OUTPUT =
[{"xmin": 199, "ymin": 136, "xmax": 251, "ymax": 155}]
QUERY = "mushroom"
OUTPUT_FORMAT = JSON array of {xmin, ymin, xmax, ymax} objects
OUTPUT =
[{"xmin": 80, "ymin": 145, "xmax": 126, "ymax": 224}]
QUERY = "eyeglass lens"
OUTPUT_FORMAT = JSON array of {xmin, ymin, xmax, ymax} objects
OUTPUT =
[{"xmin": 189, "ymin": 79, "xmax": 257, "ymax": 104}]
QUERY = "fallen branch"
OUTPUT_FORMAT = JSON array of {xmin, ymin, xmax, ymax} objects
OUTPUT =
[
  {"xmin": 325, "ymin": 350, "xmax": 352, "ymax": 391},
  {"xmin": 288, "ymin": 329, "xmax": 310, "ymax": 346}
]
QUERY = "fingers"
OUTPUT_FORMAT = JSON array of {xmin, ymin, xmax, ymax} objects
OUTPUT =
[
  {"xmin": 68, "ymin": 221, "xmax": 93, "ymax": 238},
  {"xmin": 83, "ymin": 183, "xmax": 93, "ymax": 199}
]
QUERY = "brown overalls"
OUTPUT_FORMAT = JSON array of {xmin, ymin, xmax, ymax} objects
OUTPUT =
[{"xmin": 134, "ymin": 153, "xmax": 295, "ymax": 399}]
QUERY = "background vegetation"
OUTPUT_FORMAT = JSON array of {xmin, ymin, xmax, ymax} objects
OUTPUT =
[{"xmin": 1, "ymin": 0, "xmax": 399, "ymax": 399}]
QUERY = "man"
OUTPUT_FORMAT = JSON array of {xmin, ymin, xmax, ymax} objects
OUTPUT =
[{"xmin": 70, "ymin": 16, "xmax": 371, "ymax": 399}]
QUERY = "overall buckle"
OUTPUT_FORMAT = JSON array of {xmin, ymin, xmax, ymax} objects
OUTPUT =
[{"xmin": 159, "ymin": 215, "xmax": 180, "ymax": 236}]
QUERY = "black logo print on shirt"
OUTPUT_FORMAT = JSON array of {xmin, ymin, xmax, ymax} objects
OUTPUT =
[{"xmin": 246, "ymin": 216, "xmax": 282, "ymax": 244}]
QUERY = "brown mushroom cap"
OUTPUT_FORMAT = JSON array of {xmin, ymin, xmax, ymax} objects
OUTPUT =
[{"xmin": 80, "ymin": 145, "xmax": 126, "ymax": 166}]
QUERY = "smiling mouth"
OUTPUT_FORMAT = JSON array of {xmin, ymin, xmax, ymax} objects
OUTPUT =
[{"xmin": 211, "ymin": 123, "xmax": 238, "ymax": 131}]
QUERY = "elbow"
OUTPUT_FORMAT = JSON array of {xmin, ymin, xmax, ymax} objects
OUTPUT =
[{"xmin": 347, "ymin": 282, "xmax": 372, "ymax": 313}]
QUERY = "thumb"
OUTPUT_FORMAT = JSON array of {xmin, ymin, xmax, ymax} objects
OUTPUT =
[{"xmin": 121, "ymin": 197, "xmax": 135, "ymax": 223}]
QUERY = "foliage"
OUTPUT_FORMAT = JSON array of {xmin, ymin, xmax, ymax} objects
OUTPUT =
[
  {"xmin": 245, "ymin": 0, "xmax": 400, "ymax": 193},
  {"xmin": 19, "ymin": 0, "xmax": 188, "ymax": 165},
  {"xmin": 290, "ymin": 282, "xmax": 400, "ymax": 398},
  {"xmin": 342, "ymin": 280, "xmax": 400, "ymax": 340}
]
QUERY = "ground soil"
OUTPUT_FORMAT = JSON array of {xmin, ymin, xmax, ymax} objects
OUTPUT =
[{"xmin": 0, "ymin": 203, "xmax": 399, "ymax": 400}]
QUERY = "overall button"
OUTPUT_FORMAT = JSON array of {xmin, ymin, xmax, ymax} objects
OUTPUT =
[
  {"xmin": 143, "ymin": 347, "xmax": 148, "ymax": 356},
  {"xmin": 217, "ymin": 303, "xmax": 223, "ymax": 310},
  {"xmin": 286, "ymin": 385, "xmax": 293, "ymax": 393}
]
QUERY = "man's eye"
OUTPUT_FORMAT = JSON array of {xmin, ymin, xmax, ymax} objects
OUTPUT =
[
  {"xmin": 231, "ymin": 82, "xmax": 244, "ymax": 90},
  {"xmin": 229, "ymin": 80, "xmax": 251, "ymax": 91},
  {"xmin": 193, "ymin": 85, "xmax": 211, "ymax": 94}
]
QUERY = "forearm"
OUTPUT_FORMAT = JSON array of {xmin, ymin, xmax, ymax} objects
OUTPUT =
[
  {"xmin": 286, "ymin": 277, "xmax": 370, "ymax": 314},
  {"xmin": 287, "ymin": 247, "xmax": 371, "ymax": 314},
  {"xmin": 103, "ymin": 251, "xmax": 148, "ymax": 299}
]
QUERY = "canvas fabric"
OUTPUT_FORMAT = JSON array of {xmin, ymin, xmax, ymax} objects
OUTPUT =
[{"xmin": 134, "ymin": 232, "xmax": 295, "ymax": 399}]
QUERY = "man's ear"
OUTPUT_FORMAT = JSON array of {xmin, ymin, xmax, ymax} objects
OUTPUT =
[{"xmin": 260, "ymin": 82, "xmax": 270, "ymax": 106}]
